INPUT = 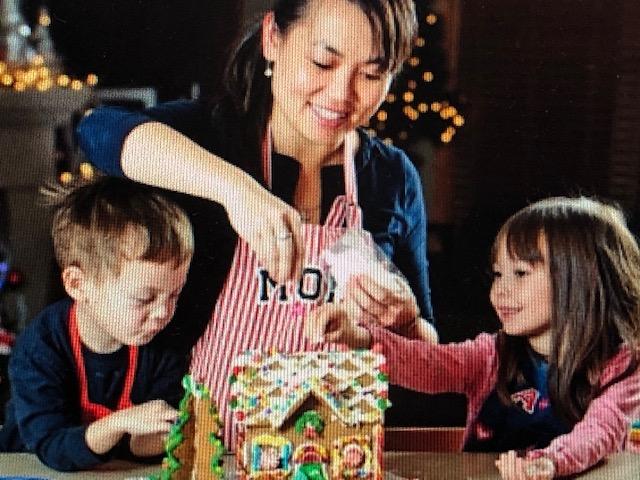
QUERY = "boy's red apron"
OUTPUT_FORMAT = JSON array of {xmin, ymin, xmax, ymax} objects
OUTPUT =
[
  {"xmin": 68, "ymin": 304, "xmax": 138, "ymax": 423},
  {"xmin": 191, "ymin": 131, "xmax": 362, "ymax": 446}
]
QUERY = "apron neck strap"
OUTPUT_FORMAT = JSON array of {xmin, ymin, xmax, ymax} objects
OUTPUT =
[{"xmin": 261, "ymin": 124, "xmax": 360, "ymax": 207}]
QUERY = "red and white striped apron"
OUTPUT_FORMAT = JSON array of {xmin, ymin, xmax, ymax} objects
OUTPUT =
[{"xmin": 190, "ymin": 131, "xmax": 362, "ymax": 446}]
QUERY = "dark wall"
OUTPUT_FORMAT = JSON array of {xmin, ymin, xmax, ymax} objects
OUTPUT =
[
  {"xmin": 432, "ymin": 1, "xmax": 638, "ymax": 342},
  {"xmin": 33, "ymin": 1, "xmax": 243, "ymax": 99}
]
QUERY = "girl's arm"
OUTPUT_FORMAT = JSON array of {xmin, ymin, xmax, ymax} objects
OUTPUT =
[
  {"xmin": 529, "ymin": 350, "xmax": 640, "ymax": 477},
  {"xmin": 368, "ymin": 325, "xmax": 497, "ymax": 395},
  {"xmin": 304, "ymin": 306, "xmax": 495, "ymax": 395}
]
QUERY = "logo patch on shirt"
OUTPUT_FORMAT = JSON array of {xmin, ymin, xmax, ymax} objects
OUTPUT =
[{"xmin": 511, "ymin": 388, "xmax": 540, "ymax": 414}]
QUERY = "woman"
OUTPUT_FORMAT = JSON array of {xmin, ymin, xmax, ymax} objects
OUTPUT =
[{"xmin": 77, "ymin": 0, "xmax": 437, "ymax": 437}]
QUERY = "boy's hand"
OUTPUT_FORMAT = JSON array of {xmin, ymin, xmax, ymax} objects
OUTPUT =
[
  {"xmin": 304, "ymin": 302, "xmax": 372, "ymax": 349},
  {"xmin": 86, "ymin": 400, "xmax": 177, "ymax": 455},
  {"xmin": 115, "ymin": 400, "xmax": 178, "ymax": 436},
  {"xmin": 495, "ymin": 451, "xmax": 555, "ymax": 480}
]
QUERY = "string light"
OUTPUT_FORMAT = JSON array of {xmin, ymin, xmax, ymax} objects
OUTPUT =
[
  {"xmin": 372, "ymin": 3, "xmax": 463, "ymax": 146},
  {"xmin": 79, "ymin": 162, "xmax": 95, "ymax": 180},
  {"xmin": 59, "ymin": 172, "xmax": 74, "ymax": 185},
  {"xmin": 0, "ymin": 57, "xmax": 97, "ymax": 92}
]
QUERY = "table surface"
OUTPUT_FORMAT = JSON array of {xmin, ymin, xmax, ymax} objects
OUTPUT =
[{"xmin": 1, "ymin": 452, "xmax": 639, "ymax": 479}]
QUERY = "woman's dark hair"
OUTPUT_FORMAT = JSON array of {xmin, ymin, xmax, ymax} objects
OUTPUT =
[
  {"xmin": 493, "ymin": 197, "xmax": 640, "ymax": 425},
  {"xmin": 223, "ymin": 0, "xmax": 417, "ymax": 151}
]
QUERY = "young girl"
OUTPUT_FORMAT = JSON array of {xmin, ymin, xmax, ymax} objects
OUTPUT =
[{"xmin": 306, "ymin": 196, "xmax": 640, "ymax": 479}]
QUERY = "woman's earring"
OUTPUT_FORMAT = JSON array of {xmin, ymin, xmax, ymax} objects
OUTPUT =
[{"xmin": 264, "ymin": 61, "xmax": 273, "ymax": 78}]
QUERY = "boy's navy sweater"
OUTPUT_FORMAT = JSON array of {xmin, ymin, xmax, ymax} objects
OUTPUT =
[{"xmin": 0, "ymin": 299, "xmax": 185, "ymax": 471}]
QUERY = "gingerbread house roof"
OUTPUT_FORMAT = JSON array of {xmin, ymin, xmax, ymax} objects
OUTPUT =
[{"xmin": 229, "ymin": 349, "xmax": 390, "ymax": 428}]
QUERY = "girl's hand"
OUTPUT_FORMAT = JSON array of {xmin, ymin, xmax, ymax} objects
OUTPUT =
[
  {"xmin": 495, "ymin": 451, "xmax": 555, "ymax": 480},
  {"xmin": 225, "ymin": 174, "xmax": 304, "ymax": 283},
  {"xmin": 345, "ymin": 273, "xmax": 419, "ymax": 329},
  {"xmin": 304, "ymin": 302, "xmax": 372, "ymax": 349}
]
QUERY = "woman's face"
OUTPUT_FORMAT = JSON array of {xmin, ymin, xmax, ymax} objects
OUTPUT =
[{"xmin": 263, "ymin": 0, "xmax": 393, "ymax": 149}]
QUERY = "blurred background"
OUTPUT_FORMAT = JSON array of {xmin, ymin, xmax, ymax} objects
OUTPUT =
[{"xmin": 1, "ymin": 0, "xmax": 639, "ymax": 424}]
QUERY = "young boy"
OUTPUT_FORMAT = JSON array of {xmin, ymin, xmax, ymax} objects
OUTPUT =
[{"xmin": 0, "ymin": 177, "xmax": 193, "ymax": 471}]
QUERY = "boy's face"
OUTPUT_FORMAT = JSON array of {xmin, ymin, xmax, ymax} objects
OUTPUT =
[{"xmin": 77, "ymin": 259, "xmax": 189, "ymax": 351}]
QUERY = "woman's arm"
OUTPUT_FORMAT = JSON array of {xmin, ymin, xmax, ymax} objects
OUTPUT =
[{"xmin": 78, "ymin": 104, "xmax": 303, "ymax": 283}]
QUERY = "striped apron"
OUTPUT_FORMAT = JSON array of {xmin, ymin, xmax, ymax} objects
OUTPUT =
[{"xmin": 190, "ymin": 131, "xmax": 362, "ymax": 446}]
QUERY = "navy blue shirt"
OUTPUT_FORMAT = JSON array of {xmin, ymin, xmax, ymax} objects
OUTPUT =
[
  {"xmin": 464, "ymin": 348, "xmax": 571, "ymax": 452},
  {"xmin": 76, "ymin": 99, "xmax": 434, "ymax": 353},
  {"xmin": 0, "ymin": 299, "xmax": 185, "ymax": 471}
]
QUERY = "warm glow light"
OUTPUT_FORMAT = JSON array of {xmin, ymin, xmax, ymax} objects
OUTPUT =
[
  {"xmin": 39, "ymin": 13, "xmax": 52, "ymax": 27},
  {"xmin": 403, "ymin": 106, "xmax": 419, "ymax": 121},
  {"xmin": 383, "ymin": 138, "xmax": 393, "ymax": 146},
  {"xmin": 38, "ymin": 66, "xmax": 50, "ymax": 78},
  {"xmin": 1, "ymin": 74, "xmax": 13, "ymax": 86},
  {"xmin": 13, "ymin": 81, "xmax": 26, "ymax": 92},
  {"xmin": 57, "ymin": 74, "xmax": 70, "ymax": 87},
  {"xmin": 403, "ymin": 91, "xmax": 414, "ymax": 103},
  {"xmin": 376, "ymin": 110, "xmax": 388, "ymax": 122},
  {"xmin": 415, "ymin": 37, "xmax": 425, "ymax": 47},
  {"xmin": 86, "ymin": 74, "xmax": 99, "ymax": 86},
  {"xmin": 386, "ymin": 93, "xmax": 396, "ymax": 103},
  {"xmin": 441, "ymin": 132, "xmax": 452, "ymax": 143},
  {"xmin": 408, "ymin": 80, "xmax": 417, "ymax": 90},
  {"xmin": 453, "ymin": 115, "xmax": 465, "ymax": 127},
  {"xmin": 430, "ymin": 101, "xmax": 442, "ymax": 112},
  {"xmin": 408, "ymin": 56, "xmax": 420, "ymax": 67},
  {"xmin": 79, "ymin": 162, "xmax": 94, "ymax": 180},
  {"xmin": 423, "ymin": 71, "xmax": 434, "ymax": 82},
  {"xmin": 59, "ymin": 172, "xmax": 74, "ymax": 185},
  {"xmin": 426, "ymin": 14, "xmax": 438, "ymax": 25},
  {"xmin": 0, "ymin": 62, "xmax": 5, "ymax": 74},
  {"xmin": 24, "ymin": 69, "xmax": 37, "ymax": 84},
  {"xmin": 32, "ymin": 55, "xmax": 44, "ymax": 66},
  {"xmin": 418, "ymin": 103, "xmax": 428, "ymax": 113},
  {"xmin": 70, "ymin": 79, "xmax": 83, "ymax": 90}
]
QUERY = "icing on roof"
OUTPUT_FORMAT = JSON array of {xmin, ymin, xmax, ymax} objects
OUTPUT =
[{"xmin": 229, "ymin": 350, "xmax": 389, "ymax": 428}]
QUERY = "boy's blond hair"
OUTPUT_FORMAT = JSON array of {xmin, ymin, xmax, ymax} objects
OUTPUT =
[{"xmin": 50, "ymin": 177, "xmax": 193, "ymax": 279}]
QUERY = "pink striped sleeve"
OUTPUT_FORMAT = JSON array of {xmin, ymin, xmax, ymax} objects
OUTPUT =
[
  {"xmin": 368, "ymin": 327, "xmax": 497, "ymax": 395},
  {"xmin": 530, "ymin": 348, "xmax": 640, "ymax": 477}
]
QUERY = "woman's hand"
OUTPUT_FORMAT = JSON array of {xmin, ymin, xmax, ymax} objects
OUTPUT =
[
  {"xmin": 304, "ymin": 302, "xmax": 371, "ymax": 349},
  {"xmin": 495, "ymin": 451, "xmax": 555, "ymax": 480},
  {"xmin": 345, "ymin": 273, "xmax": 418, "ymax": 326},
  {"xmin": 224, "ymin": 173, "xmax": 304, "ymax": 283}
]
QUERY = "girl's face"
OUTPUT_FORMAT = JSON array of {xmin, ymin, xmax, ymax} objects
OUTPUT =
[
  {"xmin": 490, "ymin": 235, "xmax": 553, "ymax": 355},
  {"xmin": 263, "ymin": 0, "xmax": 393, "ymax": 150}
]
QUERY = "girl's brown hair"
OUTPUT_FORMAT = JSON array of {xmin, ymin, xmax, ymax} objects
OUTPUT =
[{"xmin": 493, "ymin": 197, "xmax": 640, "ymax": 424}]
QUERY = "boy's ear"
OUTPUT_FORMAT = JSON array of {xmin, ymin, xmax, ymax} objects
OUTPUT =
[
  {"xmin": 61, "ymin": 266, "xmax": 87, "ymax": 301},
  {"xmin": 261, "ymin": 11, "xmax": 280, "ymax": 62}
]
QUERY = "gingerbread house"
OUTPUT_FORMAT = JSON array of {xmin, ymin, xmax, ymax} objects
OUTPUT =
[
  {"xmin": 229, "ymin": 349, "xmax": 390, "ymax": 480},
  {"xmin": 154, "ymin": 375, "xmax": 224, "ymax": 480}
]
